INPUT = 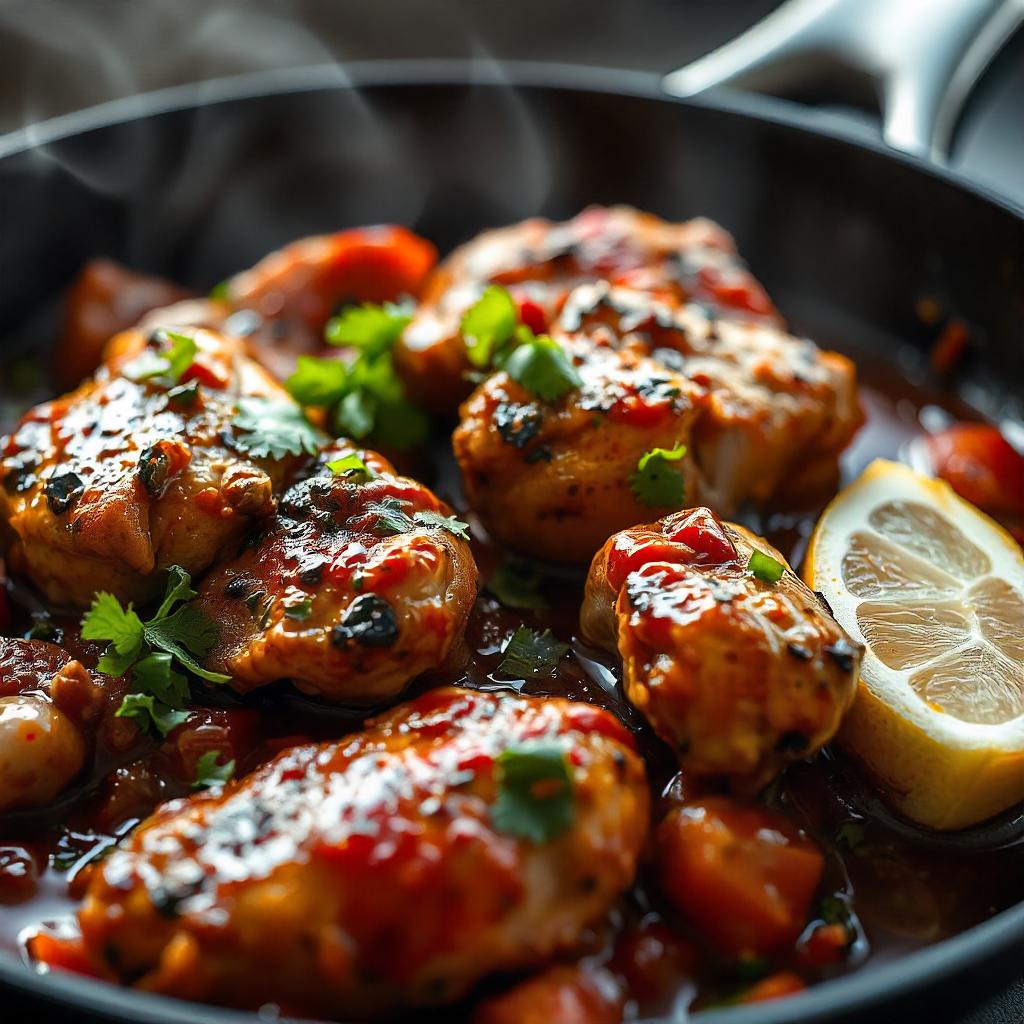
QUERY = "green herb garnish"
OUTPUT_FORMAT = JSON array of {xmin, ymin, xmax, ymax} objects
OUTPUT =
[
  {"xmin": 497, "ymin": 626, "xmax": 570, "ymax": 678},
  {"xmin": 123, "ymin": 330, "xmax": 197, "ymax": 387},
  {"xmin": 326, "ymin": 453, "xmax": 377, "ymax": 482},
  {"xmin": 286, "ymin": 356, "xmax": 350, "ymax": 407},
  {"xmin": 192, "ymin": 751, "xmax": 236, "ymax": 790},
  {"xmin": 232, "ymin": 397, "xmax": 322, "ymax": 460},
  {"xmin": 365, "ymin": 497, "xmax": 470, "ymax": 541},
  {"xmin": 283, "ymin": 597, "xmax": 313, "ymax": 621},
  {"xmin": 629, "ymin": 444, "xmax": 687, "ymax": 507},
  {"xmin": 115, "ymin": 693, "xmax": 190, "ymax": 738},
  {"xmin": 491, "ymin": 742, "xmax": 575, "ymax": 843},
  {"xmin": 748, "ymin": 549, "xmax": 785, "ymax": 585},
  {"xmin": 504, "ymin": 335, "xmax": 582, "ymax": 403},
  {"xmin": 461, "ymin": 285, "xmax": 519, "ymax": 368},
  {"xmin": 325, "ymin": 302, "xmax": 412, "ymax": 357}
]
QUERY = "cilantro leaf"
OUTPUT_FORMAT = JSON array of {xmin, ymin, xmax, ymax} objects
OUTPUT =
[
  {"xmin": 233, "ymin": 397, "xmax": 322, "ymax": 460},
  {"xmin": 461, "ymin": 285, "xmax": 519, "ymax": 368},
  {"xmin": 82, "ymin": 593, "xmax": 145, "ymax": 674},
  {"xmin": 629, "ymin": 444, "xmax": 687, "ymax": 507},
  {"xmin": 192, "ymin": 751, "xmax": 236, "ymax": 790},
  {"xmin": 132, "ymin": 652, "xmax": 190, "ymax": 707},
  {"xmin": 412, "ymin": 509, "xmax": 471, "ymax": 541},
  {"xmin": 368, "ymin": 396, "xmax": 430, "ymax": 450},
  {"xmin": 115, "ymin": 693, "xmax": 190, "ymax": 738},
  {"xmin": 325, "ymin": 302, "xmax": 411, "ymax": 357},
  {"xmin": 284, "ymin": 597, "xmax": 313, "ymax": 621},
  {"xmin": 748, "ymin": 550, "xmax": 785, "ymax": 585},
  {"xmin": 487, "ymin": 557, "xmax": 548, "ymax": 611},
  {"xmin": 366, "ymin": 497, "xmax": 415, "ymax": 534},
  {"xmin": 286, "ymin": 356, "xmax": 349, "ymax": 407},
  {"xmin": 209, "ymin": 280, "xmax": 230, "ymax": 302},
  {"xmin": 145, "ymin": 605, "xmax": 230, "ymax": 684},
  {"xmin": 334, "ymin": 389, "xmax": 376, "ymax": 439},
  {"xmin": 123, "ymin": 330, "xmax": 197, "ymax": 387},
  {"xmin": 491, "ymin": 742, "xmax": 574, "ymax": 843},
  {"xmin": 504, "ymin": 335, "xmax": 582, "ymax": 402},
  {"xmin": 152, "ymin": 564, "xmax": 198, "ymax": 621},
  {"xmin": 497, "ymin": 626, "xmax": 570, "ymax": 678},
  {"xmin": 326, "ymin": 453, "xmax": 376, "ymax": 482}
]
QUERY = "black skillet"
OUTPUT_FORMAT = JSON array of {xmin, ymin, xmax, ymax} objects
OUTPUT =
[{"xmin": 1, "ymin": 1, "xmax": 1024, "ymax": 1021}]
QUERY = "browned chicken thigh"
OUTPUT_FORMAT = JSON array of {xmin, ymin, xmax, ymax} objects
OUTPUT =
[
  {"xmin": 0, "ymin": 326, "xmax": 296, "ymax": 606},
  {"xmin": 395, "ymin": 205, "xmax": 780, "ymax": 413},
  {"xmin": 196, "ymin": 444, "xmax": 478, "ymax": 703},
  {"xmin": 581, "ymin": 507, "xmax": 860, "ymax": 790},
  {"xmin": 72, "ymin": 687, "xmax": 649, "ymax": 1017}
]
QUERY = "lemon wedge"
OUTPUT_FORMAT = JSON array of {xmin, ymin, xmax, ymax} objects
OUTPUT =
[{"xmin": 805, "ymin": 459, "xmax": 1024, "ymax": 830}]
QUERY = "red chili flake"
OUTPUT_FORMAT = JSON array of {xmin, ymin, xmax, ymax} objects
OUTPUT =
[
  {"xmin": 182, "ymin": 357, "xmax": 229, "ymax": 390},
  {"xmin": 930, "ymin": 319, "xmax": 971, "ymax": 376},
  {"xmin": 517, "ymin": 299, "xmax": 547, "ymax": 335},
  {"xmin": 24, "ymin": 732, "xmax": 36, "ymax": 742}
]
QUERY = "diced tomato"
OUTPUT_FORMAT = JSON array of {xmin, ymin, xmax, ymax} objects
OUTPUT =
[
  {"xmin": 736, "ymin": 971, "xmax": 806, "ymax": 1004},
  {"xmin": 664, "ymin": 507, "xmax": 737, "ymax": 564},
  {"xmin": 517, "ymin": 299, "xmax": 548, "ymax": 335},
  {"xmin": 695, "ymin": 266, "xmax": 775, "ymax": 318},
  {"xmin": 229, "ymin": 226, "xmax": 437, "ymax": 332},
  {"xmin": 655, "ymin": 798, "xmax": 824, "ymax": 959},
  {"xmin": 611, "ymin": 920, "xmax": 701, "ymax": 1003},
  {"xmin": 797, "ymin": 922, "xmax": 851, "ymax": 971},
  {"xmin": 924, "ymin": 423, "xmax": 1024, "ymax": 514},
  {"xmin": 28, "ymin": 932, "xmax": 103, "ymax": 979},
  {"xmin": 472, "ymin": 964, "xmax": 623, "ymax": 1024},
  {"xmin": 181, "ymin": 356, "xmax": 229, "ymax": 390}
]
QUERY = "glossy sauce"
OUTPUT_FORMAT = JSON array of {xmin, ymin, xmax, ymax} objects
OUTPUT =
[{"xmin": 0, "ymin": 346, "xmax": 1022, "ymax": 1020}]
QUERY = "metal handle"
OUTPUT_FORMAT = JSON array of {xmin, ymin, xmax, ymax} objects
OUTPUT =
[{"xmin": 662, "ymin": 0, "xmax": 1024, "ymax": 161}]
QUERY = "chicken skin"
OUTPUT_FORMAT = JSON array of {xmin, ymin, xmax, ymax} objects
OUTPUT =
[
  {"xmin": 196, "ymin": 444, "xmax": 478, "ymax": 703},
  {"xmin": 0, "ymin": 326, "xmax": 295, "ymax": 607},
  {"xmin": 395, "ymin": 205, "xmax": 779, "ymax": 413},
  {"xmin": 454, "ymin": 340, "xmax": 705, "ymax": 564},
  {"xmin": 581, "ymin": 508, "xmax": 860, "ymax": 790},
  {"xmin": 72, "ymin": 687, "xmax": 649, "ymax": 1017},
  {"xmin": 453, "ymin": 284, "xmax": 860, "ymax": 563}
]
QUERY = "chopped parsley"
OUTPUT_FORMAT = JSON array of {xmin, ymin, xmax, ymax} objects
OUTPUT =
[
  {"xmin": 283, "ymin": 597, "xmax": 314, "ymax": 621},
  {"xmin": 81, "ymin": 566, "xmax": 229, "ymax": 737},
  {"xmin": 285, "ymin": 302, "xmax": 428, "ymax": 451},
  {"xmin": 325, "ymin": 301, "xmax": 412, "ymax": 357},
  {"xmin": 504, "ymin": 335, "xmax": 582, "ymax": 403},
  {"xmin": 461, "ymin": 285, "xmax": 519, "ymax": 368},
  {"xmin": 123, "ymin": 330, "xmax": 197, "ymax": 387},
  {"xmin": 629, "ymin": 444, "xmax": 687, "ymax": 507},
  {"xmin": 192, "ymin": 751, "xmax": 236, "ymax": 790},
  {"xmin": 326, "ymin": 453, "xmax": 377, "ymax": 482},
  {"xmin": 486, "ymin": 557, "xmax": 548, "ymax": 611},
  {"xmin": 365, "ymin": 497, "xmax": 470, "ymax": 541},
  {"xmin": 748, "ymin": 549, "xmax": 785, "ymax": 585},
  {"xmin": 232, "ymin": 397, "xmax": 322, "ymax": 460},
  {"xmin": 491, "ymin": 742, "xmax": 575, "ymax": 843},
  {"xmin": 497, "ymin": 626, "xmax": 570, "ymax": 678}
]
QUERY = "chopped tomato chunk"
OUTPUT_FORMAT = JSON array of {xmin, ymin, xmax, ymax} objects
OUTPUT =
[
  {"xmin": 925, "ymin": 423, "xmax": 1024, "ymax": 514},
  {"xmin": 472, "ymin": 965, "xmax": 623, "ymax": 1024},
  {"xmin": 28, "ymin": 932, "xmax": 103, "ymax": 979},
  {"xmin": 737, "ymin": 970, "xmax": 806, "ymax": 1003},
  {"xmin": 655, "ymin": 798, "xmax": 824, "ymax": 958}
]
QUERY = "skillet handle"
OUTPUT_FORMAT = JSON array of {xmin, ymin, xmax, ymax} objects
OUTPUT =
[{"xmin": 661, "ymin": 0, "xmax": 1024, "ymax": 161}]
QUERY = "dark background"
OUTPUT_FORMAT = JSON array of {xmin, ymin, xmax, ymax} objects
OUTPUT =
[{"xmin": 0, "ymin": 0, "xmax": 1022, "ymax": 1021}]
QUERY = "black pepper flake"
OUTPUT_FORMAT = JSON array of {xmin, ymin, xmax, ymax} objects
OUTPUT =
[
  {"xmin": 299, "ymin": 560, "xmax": 326, "ymax": 585},
  {"xmin": 44, "ymin": 471, "xmax": 85, "ymax": 514},
  {"xmin": 137, "ymin": 445, "xmax": 171, "ymax": 498},
  {"xmin": 332, "ymin": 594, "xmax": 399, "ymax": 648},
  {"xmin": 786, "ymin": 642, "xmax": 813, "ymax": 661},
  {"xmin": 524, "ymin": 445, "xmax": 553, "ymax": 464},
  {"xmin": 825, "ymin": 638, "xmax": 858, "ymax": 675},
  {"xmin": 223, "ymin": 576, "xmax": 250, "ymax": 599},
  {"xmin": 493, "ymin": 402, "xmax": 543, "ymax": 449}
]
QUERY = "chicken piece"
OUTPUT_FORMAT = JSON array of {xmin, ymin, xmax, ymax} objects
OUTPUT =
[
  {"xmin": 195, "ymin": 444, "xmax": 478, "ymax": 703},
  {"xmin": 56, "ymin": 259, "xmax": 190, "ymax": 390},
  {"xmin": 454, "ymin": 340, "xmax": 705, "ymax": 564},
  {"xmin": 581, "ymin": 507, "xmax": 860, "ymax": 789},
  {"xmin": 560, "ymin": 283, "xmax": 862, "ymax": 509},
  {"xmin": 0, "ymin": 638, "xmax": 107, "ymax": 812},
  {"xmin": 69, "ymin": 687, "xmax": 648, "ymax": 1017},
  {"xmin": 396, "ymin": 205, "xmax": 779, "ymax": 413},
  {"xmin": 0, "ymin": 326, "xmax": 296, "ymax": 607}
]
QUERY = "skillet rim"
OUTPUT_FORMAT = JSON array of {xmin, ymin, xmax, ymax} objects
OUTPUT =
[{"xmin": 0, "ymin": 57, "xmax": 1022, "ymax": 1024}]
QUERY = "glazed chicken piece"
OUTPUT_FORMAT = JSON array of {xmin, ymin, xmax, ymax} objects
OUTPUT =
[
  {"xmin": 195, "ymin": 443, "xmax": 478, "ymax": 703},
  {"xmin": 454, "ymin": 284, "xmax": 860, "ymax": 563},
  {"xmin": 0, "ymin": 326, "xmax": 295, "ymax": 607},
  {"xmin": 0, "ymin": 638, "xmax": 107, "ymax": 812},
  {"xmin": 395, "ymin": 205, "xmax": 779, "ymax": 413},
  {"xmin": 581, "ymin": 508, "xmax": 860, "ymax": 789},
  {"xmin": 68, "ymin": 687, "xmax": 648, "ymax": 1017},
  {"xmin": 454, "ymin": 340, "xmax": 705, "ymax": 564}
]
